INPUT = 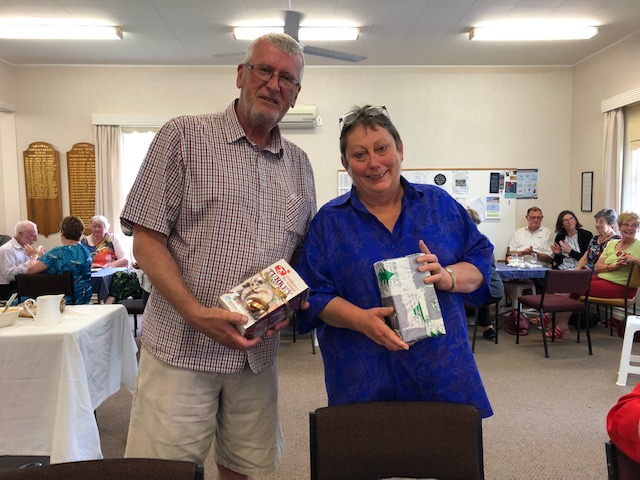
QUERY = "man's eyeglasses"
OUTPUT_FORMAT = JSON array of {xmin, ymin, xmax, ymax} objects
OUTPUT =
[
  {"xmin": 527, "ymin": 216, "xmax": 543, "ymax": 220},
  {"xmin": 244, "ymin": 63, "xmax": 300, "ymax": 91},
  {"xmin": 339, "ymin": 105, "xmax": 389, "ymax": 131}
]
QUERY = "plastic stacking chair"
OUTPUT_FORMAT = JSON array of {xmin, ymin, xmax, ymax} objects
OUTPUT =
[
  {"xmin": 309, "ymin": 401, "xmax": 484, "ymax": 480},
  {"xmin": 616, "ymin": 315, "xmax": 640, "ymax": 386},
  {"xmin": 516, "ymin": 269, "xmax": 592, "ymax": 358}
]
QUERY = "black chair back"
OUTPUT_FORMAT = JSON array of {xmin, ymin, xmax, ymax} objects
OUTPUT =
[
  {"xmin": 15, "ymin": 272, "xmax": 75, "ymax": 304},
  {"xmin": 0, "ymin": 458, "xmax": 203, "ymax": 480},
  {"xmin": 310, "ymin": 400, "xmax": 484, "ymax": 480},
  {"xmin": 606, "ymin": 440, "xmax": 640, "ymax": 480}
]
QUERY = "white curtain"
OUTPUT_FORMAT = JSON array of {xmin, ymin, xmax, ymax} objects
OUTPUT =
[
  {"xmin": 93, "ymin": 125, "xmax": 123, "ymax": 234},
  {"xmin": 602, "ymin": 108, "xmax": 624, "ymax": 214}
]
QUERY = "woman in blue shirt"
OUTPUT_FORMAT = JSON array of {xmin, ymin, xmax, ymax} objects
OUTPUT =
[
  {"xmin": 27, "ymin": 216, "xmax": 92, "ymax": 305},
  {"xmin": 296, "ymin": 105, "xmax": 494, "ymax": 417}
]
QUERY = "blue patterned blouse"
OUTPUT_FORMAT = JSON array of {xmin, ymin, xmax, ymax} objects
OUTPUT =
[
  {"xmin": 296, "ymin": 177, "xmax": 494, "ymax": 417},
  {"xmin": 40, "ymin": 243, "xmax": 93, "ymax": 305}
]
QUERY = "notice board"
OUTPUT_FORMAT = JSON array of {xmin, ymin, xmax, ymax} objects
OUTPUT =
[{"xmin": 337, "ymin": 168, "xmax": 517, "ymax": 259}]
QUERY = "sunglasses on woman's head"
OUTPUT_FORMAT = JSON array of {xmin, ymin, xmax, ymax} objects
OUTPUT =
[{"xmin": 338, "ymin": 105, "xmax": 390, "ymax": 131}]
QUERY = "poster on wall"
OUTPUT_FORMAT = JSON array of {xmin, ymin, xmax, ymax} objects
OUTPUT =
[
  {"xmin": 485, "ymin": 196, "xmax": 501, "ymax": 219},
  {"xmin": 452, "ymin": 171, "xmax": 469, "ymax": 195},
  {"xmin": 516, "ymin": 168, "xmax": 539, "ymax": 199}
]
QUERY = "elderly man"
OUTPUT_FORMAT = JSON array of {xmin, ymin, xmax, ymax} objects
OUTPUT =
[
  {"xmin": 121, "ymin": 33, "xmax": 315, "ymax": 480},
  {"xmin": 0, "ymin": 220, "xmax": 44, "ymax": 299},
  {"xmin": 507, "ymin": 207, "xmax": 553, "ymax": 265}
]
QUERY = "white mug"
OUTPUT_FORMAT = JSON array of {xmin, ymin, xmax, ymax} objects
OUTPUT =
[{"xmin": 23, "ymin": 294, "xmax": 64, "ymax": 326}]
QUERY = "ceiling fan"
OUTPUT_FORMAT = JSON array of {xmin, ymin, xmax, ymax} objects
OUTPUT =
[
  {"xmin": 216, "ymin": 1, "xmax": 366, "ymax": 63},
  {"xmin": 282, "ymin": 9, "xmax": 366, "ymax": 63}
]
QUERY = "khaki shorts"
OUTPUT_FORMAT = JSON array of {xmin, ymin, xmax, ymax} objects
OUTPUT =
[{"xmin": 125, "ymin": 348, "xmax": 283, "ymax": 476}]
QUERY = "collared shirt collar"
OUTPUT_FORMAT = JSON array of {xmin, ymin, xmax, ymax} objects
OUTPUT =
[
  {"xmin": 335, "ymin": 175, "xmax": 421, "ymax": 211},
  {"xmin": 223, "ymin": 100, "xmax": 283, "ymax": 156}
]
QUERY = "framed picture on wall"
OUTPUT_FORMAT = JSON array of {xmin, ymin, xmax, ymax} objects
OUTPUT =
[{"xmin": 581, "ymin": 171, "xmax": 593, "ymax": 212}]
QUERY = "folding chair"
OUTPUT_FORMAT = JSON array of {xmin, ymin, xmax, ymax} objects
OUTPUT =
[
  {"xmin": 310, "ymin": 401, "xmax": 484, "ymax": 480},
  {"xmin": 516, "ymin": 269, "xmax": 592, "ymax": 358},
  {"xmin": 15, "ymin": 272, "xmax": 75, "ymax": 305}
]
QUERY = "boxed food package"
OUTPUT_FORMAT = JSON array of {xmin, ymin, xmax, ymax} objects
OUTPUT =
[
  {"xmin": 218, "ymin": 259, "xmax": 309, "ymax": 339},
  {"xmin": 374, "ymin": 253, "xmax": 446, "ymax": 344}
]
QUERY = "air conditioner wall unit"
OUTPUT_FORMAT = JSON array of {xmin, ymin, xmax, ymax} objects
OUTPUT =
[{"xmin": 279, "ymin": 104, "xmax": 317, "ymax": 129}]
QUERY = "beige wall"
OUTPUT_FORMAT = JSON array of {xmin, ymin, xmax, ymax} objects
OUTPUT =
[
  {"xmin": 571, "ymin": 32, "xmax": 640, "ymax": 225},
  {"xmin": 10, "ymin": 31, "xmax": 640, "ymax": 251},
  {"xmin": 0, "ymin": 61, "xmax": 15, "ymax": 110},
  {"xmin": 2, "ymin": 63, "xmax": 576, "ymax": 253}
]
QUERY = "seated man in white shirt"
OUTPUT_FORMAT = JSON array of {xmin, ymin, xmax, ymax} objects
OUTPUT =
[
  {"xmin": 507, "ymin": 207, "xmax": 553, "ymax": 266},
  {"xmin": 0, "ymin": 220, "xmax": 44, "ymax": 300}
]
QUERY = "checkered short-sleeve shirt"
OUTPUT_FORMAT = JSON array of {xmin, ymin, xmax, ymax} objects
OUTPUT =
[{"xmin": 121, "ymin": 101, "xmax": 316, "ymax": 373}]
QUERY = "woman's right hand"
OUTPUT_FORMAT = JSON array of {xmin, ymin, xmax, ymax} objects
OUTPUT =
[{"xmin": 359, "ymin": 306, "xmax": 409, "ymax": 351}]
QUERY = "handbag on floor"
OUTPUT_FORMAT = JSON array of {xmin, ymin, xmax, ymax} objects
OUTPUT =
[{"xmin": 505, "ymin": 310, "xmax": 530, "ymax": 336}]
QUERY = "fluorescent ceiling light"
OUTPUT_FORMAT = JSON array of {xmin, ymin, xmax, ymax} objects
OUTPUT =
[
  {"xmin": 233, "ymin": 26, "xmax": 358, "ymax": 41},
  {"xmin": 0, "ymin": 18, "xmax": 122, "ymax": 40},
  {"xmin": 469, "ymin": 20, "xmax": 597, "ymax": 41}
]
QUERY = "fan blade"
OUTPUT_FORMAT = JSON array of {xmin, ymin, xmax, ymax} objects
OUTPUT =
[
  {"xmin": 284, "ymin": 10, "xmax": 301, "ymax": 40},
  {"xmin": 302, "ymin": 44, "xmax": 367, "ymax": 63}
]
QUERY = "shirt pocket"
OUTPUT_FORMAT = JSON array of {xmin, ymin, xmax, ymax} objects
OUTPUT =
[{"xmin": 285, "ymin": 193, "xmax": 311, "ymax": 239}]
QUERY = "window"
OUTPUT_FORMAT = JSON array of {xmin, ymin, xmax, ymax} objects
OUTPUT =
[
  {"xmin": 622, "ymin": 103, "xmax": 640, "ymax": 213},
  {"xmin": 118, "ymin": 128, "xmax": 157, "ymax": 258},
  {"xmin": 120, "ymin": 128, "xmax": 157, "ymax": 207}
]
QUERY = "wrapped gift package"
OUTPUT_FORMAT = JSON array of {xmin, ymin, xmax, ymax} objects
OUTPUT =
[
  {"xmin": 374, "ymin": 253, "xmax": 445, "ymax": 344},
  {"xmin": 219, "ymin": 259, "xmax": 309, "ymax": 338}
]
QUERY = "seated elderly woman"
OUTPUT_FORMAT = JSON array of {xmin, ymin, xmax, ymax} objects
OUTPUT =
[
  {"xmin": 576, "ymin": 208, "xmax": 619, "ymax": 271},
  {"xmin": 296, "ymin": 105, "xmax": 494, "ymax": 417},
  {"xmin": 551, "ymin": 211, "xmax": 640, "ymax": 339},
  {"xmin": 81, "ymin": 215, "xmax": 129, "ymax": 268},
  {"xmin": 26, "ymin": 216, "xmax": 92, "ymax": 305}
]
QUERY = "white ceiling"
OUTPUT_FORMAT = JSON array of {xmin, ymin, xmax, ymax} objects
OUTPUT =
[{"xmin": 0, "ymin": 0, "xmax": 639, "ymax": 67}]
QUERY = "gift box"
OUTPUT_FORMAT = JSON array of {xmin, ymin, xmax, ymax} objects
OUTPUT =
[
  {"xmin": 374, "ymin": 253, "xmax": 446, "ymax": 344},
  {"xmin": 218, "ymin": 259, "xmax": 309, "ymax": 339}
]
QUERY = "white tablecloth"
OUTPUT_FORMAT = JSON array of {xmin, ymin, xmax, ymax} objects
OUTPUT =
[{"xmin": 0, "ymin": 304, "xmax": 138, "ymax": 463}]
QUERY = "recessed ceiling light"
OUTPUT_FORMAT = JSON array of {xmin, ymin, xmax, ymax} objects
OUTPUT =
[
  {"xmin": 0, "ymin": 18, "xmax": 123, "ymax": 40},
  {"xmin": 469, "ymin": 20, "xmax": 598, "ymax": 41},
  {"xmin": 233, "ymin": 22, "xmax": 359, "ymax": 41}
]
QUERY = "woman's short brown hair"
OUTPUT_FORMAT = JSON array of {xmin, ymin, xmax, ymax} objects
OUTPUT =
[{"xmin": 60, "ymin": 216, "xmax": 85, "ymax": 241}]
